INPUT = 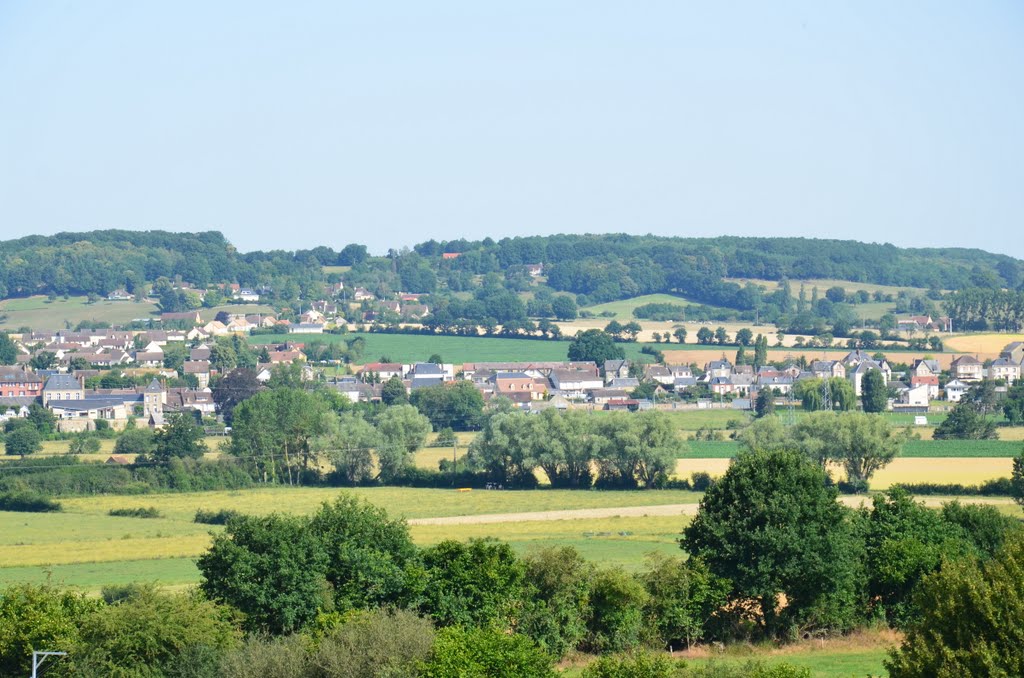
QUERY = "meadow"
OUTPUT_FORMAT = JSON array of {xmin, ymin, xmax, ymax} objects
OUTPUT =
[{"xmin": 0, "ymin": 295, "xmax": 158, "ymax": 330}]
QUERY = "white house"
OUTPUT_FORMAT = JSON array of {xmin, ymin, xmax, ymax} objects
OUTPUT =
[{"xmin": 944, "ymin": 379, "xmax": 971, "ymax": 402}]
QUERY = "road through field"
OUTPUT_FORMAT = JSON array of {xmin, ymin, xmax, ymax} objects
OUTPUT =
[{"xmin": 408, "ymin": 496, "xmax": 1019, "ymax": 526}]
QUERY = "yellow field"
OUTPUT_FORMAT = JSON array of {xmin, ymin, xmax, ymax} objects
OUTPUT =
[
  {"xmin": 662, "ymin": 347, "xmax": 956, "ymax": 368},
  {"xmin": 724, "ymin": 277, "xmax": 934, "ymax": 298},
  {"xmin": 675, "ymin": 457, "xmax": 1015, "ymax": 489},
  {"xmin": 944, "ymin": 333, "xmax": 1024, "ymax": 360}
]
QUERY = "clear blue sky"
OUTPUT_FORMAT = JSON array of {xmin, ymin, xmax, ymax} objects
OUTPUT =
[{"xmin": 1, "ymin": 2, "xmax": 1022, "ymax": 256}]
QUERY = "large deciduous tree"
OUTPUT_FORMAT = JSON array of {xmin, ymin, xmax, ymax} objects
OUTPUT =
[
  {"xmin": 567, "ymin": 329, "xmax": 624, "ymax": 366},
  {"xmin": 375, "ymin": 404, "xmax": 432, "ymax": 481},
  {"xmin": 682, "ymin": 448, "xmax": 865, "ymax": 637},
  {"xmin": 228, "ymin": 388, "xmax": 331, "ymax": 484}
]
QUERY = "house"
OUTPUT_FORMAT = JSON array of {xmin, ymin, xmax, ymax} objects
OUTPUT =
[
  {"xmin": 849, "ymin": 360, "xmax": 888, "ymax": 396},
  {"xmin": 704, "ymin": 360, "xmax": 733, "ymax": 380},
  {"xmin": 811, "ymin": 360, "xmax": 846, "ymax": 380},
  {"xmin": 409, "ymin": 362, "xmax": 455, "ymax": 382},
  {"xmin": 644, "ymin": 365, "xmax": 675, "ymax": 386},
  {"xmin": 549, "ymin": 369, "xmax": 604, "ymax": 399},
  {"xmin": 441, "ymin": 252, "xmax": 461, "ymax": 260},
  {"xmin": 494, "ymin": 372, "xmax": 546, "ymax": 400},
  {"xmin": 673, "ymin": 376, "xmax": 698, "ymax": 391},
  {"xmin": 910, "ymin": 374, "xmax": 940, "ymax": 400},
  {"xmin": 911, "ymin": 359, "xmax": 942, "ymax": 378},
  {"xmin": 526, "ymin": 263, "xmax": 544, "ymax": 277},
  {"xmin": 1001, "ymin": 342, "xmax": 1024, "ymax": 365},
  {"xmin": 353, "ymin": 287, "xmax": 374, "ymax": 301},
  {"xmin": 42, "ymin": 374, "xmax": 84, "ymax": 405},
  {"xmin": 944, "ymin": 379, "xmax": 971, "ymax": 402},
  {"xmin": 667, "ymin": 364, "xmax": 693, "ymax": 379},
  {"xmin": 0, "ymin": 367, "xmax": 45, "ymax": 398},
  {"xmin": 401, "ymin": 303, "xmax": 429, "ymax": 320},
  {"xmin": 165, "ymin": 388, "xmax": 216, "ymax": 416},
  {"xmin": 950, "ymin": 355, "xmax": 983, "ymax": 382},
  {"xmin": 234, "ymin": 289, "xmax": 261, "ymax": 302},
  {"xmin": 757, "ymin": 375, "xmax": 794, "ymax": 395},
  {"xmin": 359, "ymin": 363, "xmax": 405, "ymax": 381},
  {"xmin": 990, "ymin": 358, "xmax": 1021, "ymax": 385},
  {"xmin": 266, "ymin": 350, "xmax": 304, "ymax": 364},
  {"xmin": 607, "ymin": 377, "xmax": 640, "ymax": 390},
  {"xmin": 591, "ymin": 388, "xmax": 631, "ymax": 405},
  {"xmin": 183, "ymin": 361, "xmax": 212, "ymax": 389},
  {"xmin": 106, "ymin": 290, "xmax": 133, "ymax": 301},
  {"xmin": 133, "ymin": 351, "xmax": 165, "ymax": 368},
  {"xmin": 142, "ymin": 378, "xmax": 166, "ymax": 427},
  {"xmin": 202, "ymin": 321, "xmax": 229, "ymax": 337},
  {"xmin": 899, "ymin": 383, "xmax": 930, "ymax": 407},
  {"xmin": 189, "ymin": 346, "xmax": 211, "ymax": 362}
]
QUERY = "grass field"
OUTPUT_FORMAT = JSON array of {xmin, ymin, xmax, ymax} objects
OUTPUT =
[
  {"xmin": 321, "ymin": 265, "xmax": 351, "ymax": 275},
  {"xmin": 0, "ymin": 295, "xmax": 158, "ymax": 330},
  {"xmin": 581, "ymin": 294, "xmax": 715, "ymax": 320},
  {"xmin": 253, "ymin": 332, "xmax": 666, "ymax": 365}
]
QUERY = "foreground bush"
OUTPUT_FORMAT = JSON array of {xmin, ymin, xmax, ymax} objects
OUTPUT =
[
  {"xmin": 0, "ymin": 584, "xmax": 100, "ymax": 676},
  {"xmin": 67, "ymin": 585, "xmax": 240, "ymax": 676},
  {"xmin": 312, "ymin": 608, "xmax": 435, "ymax": 677},
  {"xmin": 0, "ymin": 490, "xmax": 61, "ymax": 512},
  {"xmin": 419, "ymin": 626, "xmax": 554, "ymax": 678},
  {"xmin": 886, "ymin": 532, "xmax": 1024, "ymax": 677},
  {"xmin": 220, "ymin": 635, "xmax": 313, "ymax": 678},
  {"xmin": 581, "ymin": 650, "xmax": 684, "ymax": 678}
]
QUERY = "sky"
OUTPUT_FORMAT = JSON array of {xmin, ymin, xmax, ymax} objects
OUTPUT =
[{"xmin": 1, "ymin": 2, "xmax": 1022, "ymax": 257}]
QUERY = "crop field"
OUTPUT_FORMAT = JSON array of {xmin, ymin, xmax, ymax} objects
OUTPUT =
[
  {"xmin": 0, "ymin": 295, "xmax": 158, "ymax": 330},
  {"xmin": 945, "ymin": 332, "xmax": 1024, "ymax": 359},
  {"xmin": 675, "ymin": 456, "xmax": 1016, "ymax": 488},
  {"xmin": 321, "ymin": 265, "xmax": 352, "ymax": 275}
]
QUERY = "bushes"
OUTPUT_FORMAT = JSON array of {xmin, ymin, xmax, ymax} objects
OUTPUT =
[
  {"xmin": 586, "ymin": 567, "xmax": 650, "ymax": 652},
  {"xmin": 195, "ymin": 508, "xmax": 243, "ymax": 525},
  {"xmin": 892, "ymin": 478, "xmax": 1014, "ymax": 496},
  {"xmin": 312, "ymin": 608, "xmax": 435, "ymax": 678},
  {"xmin": 108, "ymin": 506, "xmax": 162, "ymax": 518},
  {"xmin": 419, "ymin": 626, "xmax": 555, "ymax": 678},
  {"xmin": 0, "ymin": 490, "xmax": 61, "ymax": 512},
  {"xmin": 582, "ymin": 651, "xmax": 684, "ymax": 678}
]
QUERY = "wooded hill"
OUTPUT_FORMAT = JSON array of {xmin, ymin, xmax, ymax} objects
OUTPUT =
[{"xmin": 1, "ymin": 231, "xmax": 1021, "ymax": 310}]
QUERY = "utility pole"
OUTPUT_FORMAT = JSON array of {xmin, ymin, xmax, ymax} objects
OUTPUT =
[{"xmin": 32, "ymin": 651, "xmax": 66, "ymax": 677}]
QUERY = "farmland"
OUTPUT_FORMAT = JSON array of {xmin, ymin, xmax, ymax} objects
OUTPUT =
[
  {"xmin": 0, "ymin": 295, "xmax": 158, "ymax": 330},
  {"xmin": 944, "ymin": 332, "xmax": 1024, "ymax": 359}
]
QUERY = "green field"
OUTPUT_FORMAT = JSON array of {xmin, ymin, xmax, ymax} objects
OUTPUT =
[
  {"xmin": 0, "ymin": 487, "xmax": 704, "ymax": 589},
  {"xmin": 581, "ymin": 294, "xmax": 712, "ymax": 320},
  {"xmin": 252, "ymin": 332, "xmax": 667, "ymax": 364},
  {"xmin": 0, "ymin": 295, "xmax": 158, "ymax": 330}
]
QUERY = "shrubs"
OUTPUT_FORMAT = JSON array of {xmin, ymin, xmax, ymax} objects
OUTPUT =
[
  {"xmin": 312, "ymin": 608, "xmax": 435, "ymax": 678},
  {"xmin": 108, "ymin": 506, "xmax": 162, "ymax": 518},
  {"xmin": 893, "ymin": 478, "xmax": 1014, "ymax": 496},
  {"xmin": 0, "ymin": 491, "xmax": 61, "ymax": 512},
  {"xmin": 419, "ymin": 626, "xmax": 555, "ymax": 678},
  {"xmin": 195, "ymin": 508, "xmax": 242, "ymax": 525}
]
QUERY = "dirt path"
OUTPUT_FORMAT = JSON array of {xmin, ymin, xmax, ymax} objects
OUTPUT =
[{"xmin": 408, "ymin": 496, "xmax": 1018, "ymax": 526}]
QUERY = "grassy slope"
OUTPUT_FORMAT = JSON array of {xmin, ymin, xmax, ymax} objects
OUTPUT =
[{"xmin": 0, "ymin": 295, "xmax": 158, "ymax": 330}]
